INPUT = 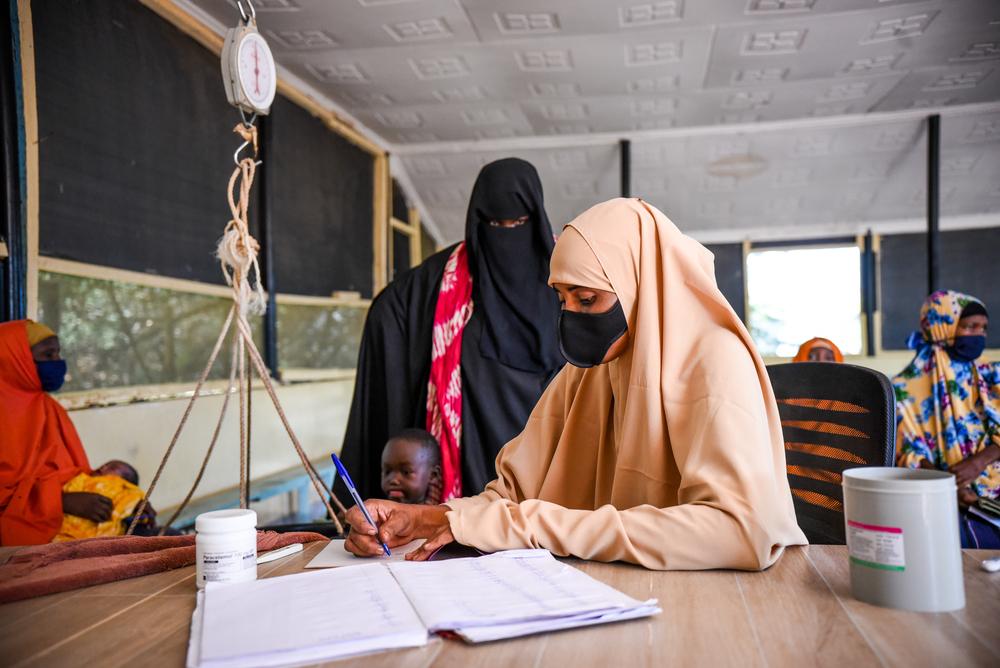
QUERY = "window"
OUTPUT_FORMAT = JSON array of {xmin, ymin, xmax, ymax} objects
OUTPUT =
[
  {"xmin": 277, "ymin": 302, "xmax": 368, "ymax": 371},
  {"xmin": 37, "ymin": 271, "xmax": 370, "ymax": 392},
  {"xmin": 37, "ymin": 271, "xmax": 261, "ymax": 391},
  {"xmin": 745, "ymin": 244, "xmax": 863, "ymax": 357}
]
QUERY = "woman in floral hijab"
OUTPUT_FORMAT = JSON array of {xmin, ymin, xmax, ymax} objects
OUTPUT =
[{"xmin": 893, "ymin": 290, "xmax": 1000, "ymax": 547}]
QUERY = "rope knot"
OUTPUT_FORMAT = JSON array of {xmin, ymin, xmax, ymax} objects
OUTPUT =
[{"xmin": 218, "ymin": 154, "xmax": 266, "ymax": 316}]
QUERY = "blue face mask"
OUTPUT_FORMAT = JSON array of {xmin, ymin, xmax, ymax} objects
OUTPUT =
[
  {"xmin": 35, "ymin": 360, "xmax": 67, "ymax": 392},
  {"xmin": 948, "ymin": 335, "xmax": 986, "ymax": 363}
]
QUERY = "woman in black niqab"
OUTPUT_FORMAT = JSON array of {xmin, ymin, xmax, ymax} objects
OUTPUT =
[
  {"xmin": 335, "ymin": 158, "xmax": 563, "ymax": 502},
  {"xmin": 467, "ymin": 158, "xmax": 563, "ymax": 373}
]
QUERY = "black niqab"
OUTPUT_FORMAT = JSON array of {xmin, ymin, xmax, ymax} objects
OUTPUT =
[
  {"xmin": 466, "ymin": 158, "xmax": 563, "ymax": 373},
  {"xmin": 336, "ymin": 158, "xmax": 564, "ymax": 503}
]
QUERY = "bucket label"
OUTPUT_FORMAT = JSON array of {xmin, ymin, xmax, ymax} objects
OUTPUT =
[{"xmin": 846, "ymin": 520, "xmax": 905, "ymax": 571}]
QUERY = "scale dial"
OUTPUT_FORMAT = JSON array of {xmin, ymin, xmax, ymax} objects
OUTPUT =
[
  {"xmin": 236, "ymin": 32, "xmax": 276, "ymax": 113},
  {"xmin": 221, "ymin": 24, "xmax": 276, "ymax": 115}
]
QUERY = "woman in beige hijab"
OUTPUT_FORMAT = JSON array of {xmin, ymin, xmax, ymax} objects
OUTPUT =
[{"xmin": 346, "ymin": 198, "xmax": 806, "ymax": 570}]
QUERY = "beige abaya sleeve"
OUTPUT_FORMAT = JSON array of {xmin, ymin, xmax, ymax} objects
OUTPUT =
[{"xmin": 446, "ymin": 337, "xmax": 802, "ymax": 571}]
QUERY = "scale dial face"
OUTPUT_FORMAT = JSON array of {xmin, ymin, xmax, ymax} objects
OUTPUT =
[{"xmin": 236, "ymin": 31, "xmax": 276, "ymax": 112}]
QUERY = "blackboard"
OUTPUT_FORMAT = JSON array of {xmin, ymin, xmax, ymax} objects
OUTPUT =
[
  {"xmin": 33, "ymin": 0, "xmax": 246, "ymax": 284},
  {"xmin": 420, "ymin": 225, "xmax": 436, "ymax": 261},
  {"xmin": 268, "ymin": 94, "xmax": 374, "ymax": 297},
  {"xmin": 392, "ymin": 179, "xmax": 408, "ymax": 222},
  {"xmin": 880, "ymin": 228, "xmax": 1000, "ymax": 350},
  {"xmin": 705, "ymin": 242, "xmax": 746, "ymax": 322},
  {"xmin": 33, "ymin": 0, "xmax": 375, "ymax": 297},
  {"xmin": 391, "ymin": 227, "xmax": 410, "ymax": 280}
]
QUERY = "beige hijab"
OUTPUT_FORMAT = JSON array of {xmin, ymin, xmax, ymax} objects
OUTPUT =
[{"xmin": 445, "ymin": 198, "xmax": 805, "ymax": 570}]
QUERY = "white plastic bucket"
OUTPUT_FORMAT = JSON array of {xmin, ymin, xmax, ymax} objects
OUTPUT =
[{"xmin": 842, "ymin": 467, "xmax": 964, "ymax": 612}]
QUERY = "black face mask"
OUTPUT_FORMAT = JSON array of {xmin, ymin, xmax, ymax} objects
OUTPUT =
[
  {"xmin": 558, "ymin": 302, "xmax": 628, "ymax": 368},
  {"xmin": 948, "ymin": 335, "xmax": 986, "ymax": 363}
]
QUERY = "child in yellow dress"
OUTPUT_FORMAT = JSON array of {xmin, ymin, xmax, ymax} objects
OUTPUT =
[{"xmin": 54, "ymin": 460, "xmax": 153, "ymax": 541}]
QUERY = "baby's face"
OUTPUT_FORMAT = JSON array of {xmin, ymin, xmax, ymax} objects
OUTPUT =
[
  {"xmin": 96, "ymin": 460, "xmax": 135, "ymax": 484},
  {"xmin": 380, "ymin": 440, "xmax": 434, "ymax": 504}
]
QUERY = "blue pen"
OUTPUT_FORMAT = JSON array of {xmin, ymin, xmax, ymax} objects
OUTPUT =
[{"xmin": 331, "ymin": 453, "xmax": 391, "ymax": 557}]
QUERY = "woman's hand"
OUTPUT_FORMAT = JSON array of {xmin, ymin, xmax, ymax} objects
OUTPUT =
[
  {"xmin": 957, "ymin": 487, "xmax": 979, "ymax": 508},
  {"xmin": 949, "ymin": 446, "xmax": 997, "ymax": 487},
  {"xmin": 343, "ymin": 500, "xmax": 450, "ymax": 557},
  {"xmin": 62, "ymin": 491, "xmax": 113, "ymax": 522},
  {"xmin": 404, "ymin": 522, "xmax": 455, "ymax": 561}
]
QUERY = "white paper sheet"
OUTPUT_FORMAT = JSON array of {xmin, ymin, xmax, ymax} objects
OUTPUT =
[
  {"xmin": 454, "ymin": 603, "xmax": 662, "ymax": 643},
  {"xmin": 188, "ymin": 549, "xmax": 659, "ymax": 666},
  {"xmin": 305, "ymin": 538, "xmax": 426, "ymax": 568},
  {"xmin": 186, "ymin": 590, "xmax": 205, "ymax": 668},
  {"xmin": 191, "ymin": 564, "xmax": 428, "ymax": 668},
  {"xmin": 387, "ymin": 550, "xmax": 658, "ymax": 633}
]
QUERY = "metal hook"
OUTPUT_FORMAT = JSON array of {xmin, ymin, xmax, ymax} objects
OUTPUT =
[
  {"xmin": 234, "ymin": 140, "xmax": 251, "ymax": 166},
  {"xmin": 233, "ymin": 140, "xmax": 262, "ymax": 167},
  {"xmin": 236, "ymin": 0, "xmax": 256, "ymax": 24},
  {"xmin": 233, "ymin": 112, "xmax": 260, "ymax": 166}
]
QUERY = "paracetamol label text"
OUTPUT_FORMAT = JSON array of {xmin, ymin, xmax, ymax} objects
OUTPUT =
[
  {"xmin": 846, "ymin": 520, "xmax": 905, "ymax": 571},
  {"xmin": 200, "ymin": 549, "xmax": 256, "ymax": 582}
]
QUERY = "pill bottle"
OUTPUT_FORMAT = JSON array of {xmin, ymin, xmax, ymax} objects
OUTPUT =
[{"xmin": 195, "ymin": 508, "xmax": 258, "ymax": 589}]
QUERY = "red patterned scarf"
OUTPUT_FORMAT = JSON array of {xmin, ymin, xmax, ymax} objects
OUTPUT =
[{"xmin": 426, "ymin": 243, "xmax": 474, "ymax": 502}]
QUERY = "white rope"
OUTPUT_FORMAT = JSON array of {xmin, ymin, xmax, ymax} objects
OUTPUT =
[{"xmin": 130, "ymin": 123, "xmax": 347, "ymax": 536}]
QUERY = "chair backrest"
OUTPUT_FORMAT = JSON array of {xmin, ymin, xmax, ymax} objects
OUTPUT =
[{"xmin": 766, "ymin": 362, "xmax": 895, "ymax": 544}]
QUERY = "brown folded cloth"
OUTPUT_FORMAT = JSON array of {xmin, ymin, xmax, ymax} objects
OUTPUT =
[{"xmin": 0, "ymin": 531, "xmax": 327, "ymax": 603}]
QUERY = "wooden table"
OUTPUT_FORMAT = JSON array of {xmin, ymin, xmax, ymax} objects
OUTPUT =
[{"xmin": 1, "ymin": 544, "xmax": 997, "ymax": 667}]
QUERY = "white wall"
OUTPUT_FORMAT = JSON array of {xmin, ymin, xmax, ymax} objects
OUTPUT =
[{"xmin": 65, "ymin": 380, "xmax": 354, "ymax": 511}]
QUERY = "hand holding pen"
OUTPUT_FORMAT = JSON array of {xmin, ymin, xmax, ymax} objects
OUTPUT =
[
  {"xmin": 331, "ymin": 453, "xmax": 391, "ymax": 556},
  {"xmin": 341, "ymin": 498, "xmax": 453, "ymax": 559}
]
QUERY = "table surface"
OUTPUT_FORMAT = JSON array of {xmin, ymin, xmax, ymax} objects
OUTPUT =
[{"xmin": 1, "ymin": 543, "xmax": 997, "ymax": 667}]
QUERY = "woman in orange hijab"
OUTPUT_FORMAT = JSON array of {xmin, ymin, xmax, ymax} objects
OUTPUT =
[
  {"xmin": 0, "ymin": 320, "xmax": 98, "ymax": 545},
  {"xmin": 793, "ymin": 337, "xmax": 844, "ymax": 363},
  {"xmin": 344, "ymin": 199, "xmax": 806, "ymax": 570}
]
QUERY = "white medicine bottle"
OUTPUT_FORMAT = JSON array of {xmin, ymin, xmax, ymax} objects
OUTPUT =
[{"xmin": 195, "ymin": 508, "xmax": 258, "ymax": 589}]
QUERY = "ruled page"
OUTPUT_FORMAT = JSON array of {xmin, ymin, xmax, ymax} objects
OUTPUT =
[
  {"xmin": 196, "ymin": 563, "xmax": 427, "ymax": 667},
  {"xmin": 387, "ymin": 550, "xmax": 657, "ymax": 632}
]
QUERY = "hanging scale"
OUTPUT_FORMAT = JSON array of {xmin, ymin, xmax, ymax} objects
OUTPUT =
[{"xmin": 221, "ymin": 0, "xmax": 276, "ymax": 116}]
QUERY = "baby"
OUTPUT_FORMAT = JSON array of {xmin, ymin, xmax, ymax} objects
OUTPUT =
[
  {"xmin": 94, "ymin": 459, "xmax": 139, "ymax": 485},
  {"xmin": 57, "ymin": 459, "xmax": 156, "ymax": 541},
  {"xmin": 380, "ymin": 429, "xmax": 442, "ymax": 505}
]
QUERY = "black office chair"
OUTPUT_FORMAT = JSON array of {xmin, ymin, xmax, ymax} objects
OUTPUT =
[{"xmin": 766, "ymin": 362, "xmax": 895, "ymax": 544}]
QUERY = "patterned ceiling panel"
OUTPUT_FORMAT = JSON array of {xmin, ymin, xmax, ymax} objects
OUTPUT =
[{"xmin": 185, "ymin": 0, "xmax": 1000, "ymax": 242}]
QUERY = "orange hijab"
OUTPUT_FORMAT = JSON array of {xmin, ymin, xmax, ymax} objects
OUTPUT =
[
  {"xmin": 793, "ymin": 337, "xmax": 844, "ymax": 363},
  {"xmin": 0, "ymin": 320, "xmax": 89, "ymax": 545}
]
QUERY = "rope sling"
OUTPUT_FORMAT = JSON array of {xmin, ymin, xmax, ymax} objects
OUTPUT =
[{"xmin": 126, "ymin": 123, "xmax": 348, "ymax": 535}]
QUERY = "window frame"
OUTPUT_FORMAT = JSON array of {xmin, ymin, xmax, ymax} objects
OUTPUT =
[{"xmin": 742, "ymin": 235, "xmax": 879, "ymax": 359}]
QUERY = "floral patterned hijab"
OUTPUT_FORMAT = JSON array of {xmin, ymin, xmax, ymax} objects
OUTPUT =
[{"xmin": 893, "ymin": 290, "xmax": 1000, "ymax": 499}]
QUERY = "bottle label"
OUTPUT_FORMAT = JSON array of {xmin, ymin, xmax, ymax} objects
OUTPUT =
[
  {"xmin": 201, "ymin": 548, "xmax": 257, "ymax": 582},
  {"xmin": 847, "ymin": 520, "xmax": 905, "ymax": 571}
]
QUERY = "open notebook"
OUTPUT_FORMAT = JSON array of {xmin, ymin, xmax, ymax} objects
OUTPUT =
[{"xmin": 187, "ymin": 550, "xmax": 660, "ymax": 668}]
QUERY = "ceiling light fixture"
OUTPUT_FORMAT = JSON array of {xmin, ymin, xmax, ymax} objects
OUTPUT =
[{"xmin": 706, "ymin": 154, "xmax": 768, "ymax": 178}]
